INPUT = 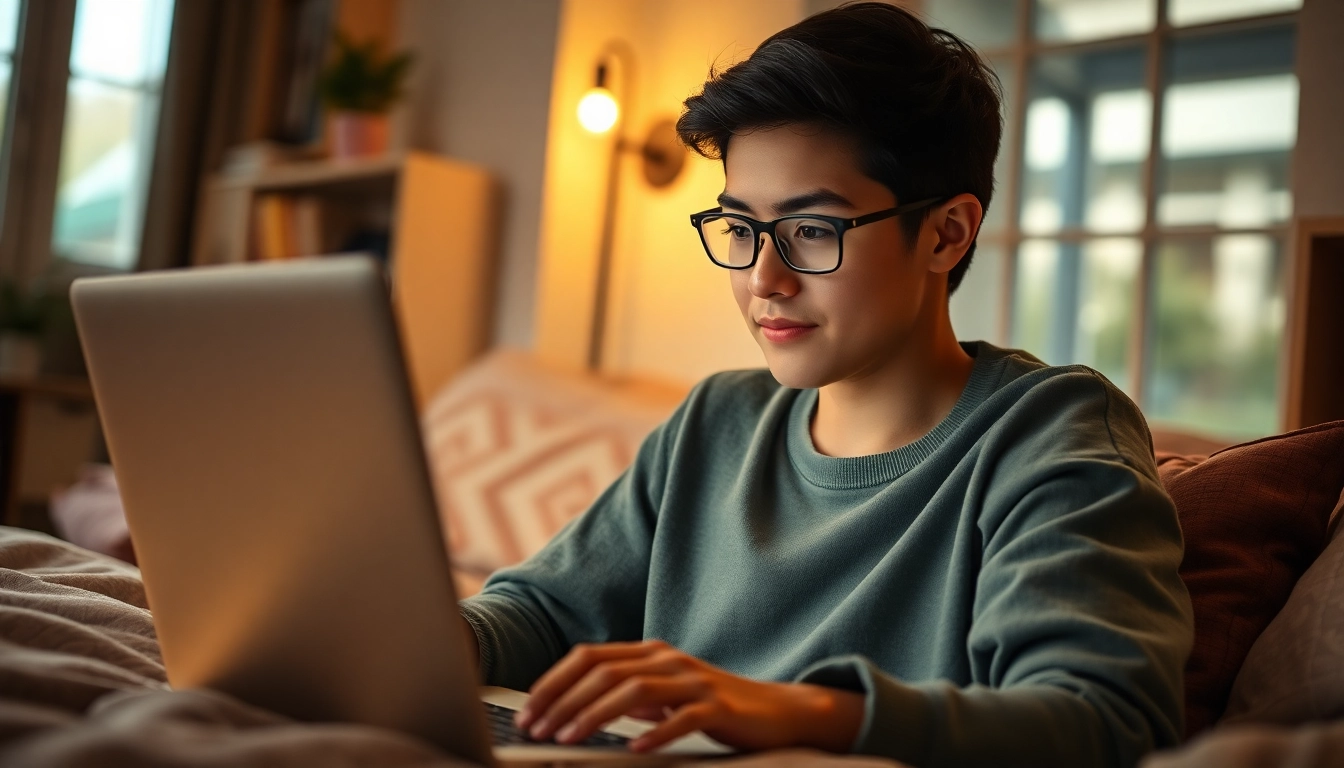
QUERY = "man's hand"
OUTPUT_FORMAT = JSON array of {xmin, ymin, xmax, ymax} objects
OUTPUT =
[{"xmin": 514, "ymin": 639, "xmax": 864, "ymax": 753}]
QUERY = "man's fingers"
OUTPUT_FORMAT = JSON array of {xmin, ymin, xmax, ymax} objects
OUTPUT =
[
  {"xmin": 627, "ymin": 704, "xmax": 670, "ymax": 722},
  {"xmin": 556, "ymin": 676, "xmax": 705, "ymax": 745},
  {"xmin": 520, "ymin": 640, "xmax": 670, "ymax": 730},
  {"xmin": 629, "ymin": 701, "xmax": 718, "ymax": 752},
  {"xmin": 530, "ymin": 652, "xmax": 689, "ymax": 740}
]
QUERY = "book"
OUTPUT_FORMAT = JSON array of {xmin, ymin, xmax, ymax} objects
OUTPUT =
[
  {"xmin": 253, "ymin": 195, "xmax": 295, "ymax": 260},
  {"xmin": 292, "ymin": 195, "xmax": 324, "ymax": 257}
]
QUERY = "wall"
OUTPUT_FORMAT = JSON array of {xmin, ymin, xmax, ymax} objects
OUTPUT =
[
  {"xmin": 534, "ymin": 0, "xmax": 806, "ymax": 384},
  {"xmin": 395, "ymin": 0, "xmax": 560, "ymax": 349}
]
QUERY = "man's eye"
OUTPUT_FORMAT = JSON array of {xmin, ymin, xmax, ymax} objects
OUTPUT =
[
  {"xmin": 796, "ymin": 225, "xmax": 835, "ymax": 240},
  {"xmin": 722, "ymin": 224, "xmax": 752, "ymax": 239}
]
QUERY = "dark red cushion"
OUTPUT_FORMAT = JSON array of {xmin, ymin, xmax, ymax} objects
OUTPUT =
[{"xmin": 1156, "ymin": 420, "xmax": 1344, "ymax": 738}]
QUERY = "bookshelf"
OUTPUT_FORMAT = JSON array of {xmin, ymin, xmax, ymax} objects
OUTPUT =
[{"xmin": 191, "ymin": 151, "xmax": 497, "ymax": 409}]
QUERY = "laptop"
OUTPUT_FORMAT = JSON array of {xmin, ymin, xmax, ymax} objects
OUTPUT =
[{"xmin": 70, "ymin": 256, "xmax": 728, "ymax": 766}]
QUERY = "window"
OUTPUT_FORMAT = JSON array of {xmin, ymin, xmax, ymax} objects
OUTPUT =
[
  {"xmin": 927, "ymin": 0, "xmax": 1301, "ymax": 439},
  {"xmin": 52, "ymin": 0, "xmax": 175, "ymax": 269},
  {"xmin": 0, "ymin": 0, "xmax": 19, "ymax": 139},
  {"xmin": 0, "ymin": 0, "xmax": 176, "ymax": 282}
]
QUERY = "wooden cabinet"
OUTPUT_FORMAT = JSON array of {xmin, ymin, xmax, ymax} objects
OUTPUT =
[
  {"xmin": 191, "ymin": 151, "xmax": 498, "ymax": 408},
  {"xmin": 0, "ymin": 375, "xmax": 98, "ymax": 528}
]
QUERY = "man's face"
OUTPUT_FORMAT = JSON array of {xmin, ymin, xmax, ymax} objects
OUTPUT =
[{"xmin": 721, "ymin": 124, "xmax": 939, "ymax": 389}]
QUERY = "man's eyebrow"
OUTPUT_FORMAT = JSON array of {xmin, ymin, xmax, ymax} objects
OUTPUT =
[
  {"xmin": 716, "ymin": 192, "xmax": 754, "ymax": 213},
  {"xmin": 772, "ymin": 189, "xmax": 854, "ymax": 215},
  {"xmin": 715, "ymin": 189, "xmax": 856, "ymax": 217}
]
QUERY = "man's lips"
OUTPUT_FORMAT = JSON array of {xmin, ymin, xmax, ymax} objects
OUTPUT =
[{"xmin": 756, "ymin": 316, "xmax": 817, "ymax": 342}]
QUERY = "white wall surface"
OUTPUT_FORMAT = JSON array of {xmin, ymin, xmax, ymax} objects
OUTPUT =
[{"xmin": 397, "ymin": 0, "xmax": 561, "ymax": 349}]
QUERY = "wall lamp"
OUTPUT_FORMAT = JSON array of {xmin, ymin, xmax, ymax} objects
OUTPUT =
[{"xmin": 579, "ymin": 44, "xmax": 687, "ymax": 371}]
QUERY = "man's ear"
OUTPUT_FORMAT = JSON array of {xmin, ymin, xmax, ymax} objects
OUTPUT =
[{"xmin": 926, "ymin": 193, "xmax": 983, "ymax": 275}]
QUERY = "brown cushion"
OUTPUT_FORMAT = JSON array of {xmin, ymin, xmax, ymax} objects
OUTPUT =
[
  {"xmin": 1155, "ymin": 420, "xmax": 1344, "ymax": 738},
  {"xmin": 1220, "ymin": 504, "xmax": 1344, "ymax": 726},
  {"xmin": 1140, "ymin": 721, "xmax": 1344, "ymax": 768}
]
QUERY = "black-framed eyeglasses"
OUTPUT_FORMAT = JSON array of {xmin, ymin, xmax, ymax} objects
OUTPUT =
[{"xmin": 688, "ymin": 197, "xmax": 943, "ymax": 274}]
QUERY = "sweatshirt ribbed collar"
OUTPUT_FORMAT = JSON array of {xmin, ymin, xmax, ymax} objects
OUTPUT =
[{"xmin": 786, "ymin": 341, "xmax": 1005, "ymax": 490}]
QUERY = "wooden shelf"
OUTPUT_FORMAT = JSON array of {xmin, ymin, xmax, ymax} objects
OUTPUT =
[
  {"xmin": 0, "ymin": 374, "xmax": 94, "ymax": 400},
  {"xmin": 191, "ymin": 151, "xmax": 499, "ymax": 409},
  {"xmin": 215, "ymin": 153, "xmax": 403, "ymax": 192}
]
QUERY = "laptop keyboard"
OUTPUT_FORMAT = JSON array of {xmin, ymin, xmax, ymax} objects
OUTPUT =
[{"xmin": 484, "ymin": 702, "xmax": 630, "ymax": 748}]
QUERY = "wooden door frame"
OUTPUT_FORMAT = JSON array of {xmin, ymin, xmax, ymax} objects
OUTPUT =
[{"xmin": 1284, "ymin": 215, "xmax": 1344, "ymax": 430}]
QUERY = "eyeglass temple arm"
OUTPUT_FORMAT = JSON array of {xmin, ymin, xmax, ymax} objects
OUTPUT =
[{"xmin": 848, "ymin": 197, "xmax": 945, "ymax": 227}]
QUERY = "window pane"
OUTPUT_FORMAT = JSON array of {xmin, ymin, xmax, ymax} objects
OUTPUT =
[
  {"xmin": 1012, "ymin": 239, "xmax": 1060, "ymax": 360},
  {"xmin": 1011, "ymin": 238, "xmax": 1138, "ymax": 388},
  {"xmin": 1034, "ymin": 0, "xmax": 1155, "ymax": 42},
  {"xmin": 1020, "ymin": 47, "xmax": 1149, "ymax": 235},
  {"xmin": 0, "ymin": 60, "xmax": 10, "ymax": 136},
  {"xmin": 925, "ymin": 0, "xmax": 1019, "ymax": 50},
  {"xmin": 53, "ymin": 80, "xmax": 152, "ymax": 267},
  {"xmin": 950, "ymin": 242, "xmax": 1005, "ymax": 344},
  {"xmin": 1169, "ymin": 0, "xmax": 1301, "ymax": 27},
  {"xmin": 1144, "ymin": 235, "xmax": 1284, "ymax": 439},
  {"xmin": 69, "ymin": 0, "xmax": 175, "ymax": 85},
  {"xmin": 0, "ymin": 0, "xmax": 20, "ymax": 55},
  {"xmin": 54, "ymin": 0, "xmax": 175, "ymax": 269},
  {"xmin": 982, "ymin": 56, "xmax": 1015, "ymax": 236},
  {"xmin": 1157, "ymin": 25, "xmax": 1297, "ymax": 228}
]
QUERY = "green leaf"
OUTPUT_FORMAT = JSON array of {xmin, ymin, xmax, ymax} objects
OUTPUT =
[{"xmin": 319, "ymin": 32, "xmax": 415, "ymax": 113}]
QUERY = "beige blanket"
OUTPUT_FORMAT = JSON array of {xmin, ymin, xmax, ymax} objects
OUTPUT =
[
  {"xmin": 0, "ymin": 527, "xmax": 470, "ymax": 767},
  {"xmin": 10, "ymin": 525, "xmax": 1336, "ymax": 768}
]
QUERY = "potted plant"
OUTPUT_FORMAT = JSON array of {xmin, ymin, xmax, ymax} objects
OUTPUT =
[
  {"xmin": 318, "ymin": 33, "xmax": 414, "ymax": 158},
  {"xmin": 0, "ymin": 279, "xmax": 58, "ymax": 378}
]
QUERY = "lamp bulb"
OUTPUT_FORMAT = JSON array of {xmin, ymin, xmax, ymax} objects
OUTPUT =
[{"xmin": 578, "ymin": 88, "xmax": 620, "ymax": 134}]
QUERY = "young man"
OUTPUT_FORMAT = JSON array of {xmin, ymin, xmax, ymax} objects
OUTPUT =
[{"xmin": 460, "ymin": 4, "xmax": 1193, "ymax": 766}]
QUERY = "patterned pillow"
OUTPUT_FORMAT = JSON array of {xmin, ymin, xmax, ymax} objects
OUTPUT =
[
  {"xmin": 1156, "ymin": 421, "xmax": 1344, "ymax": 738},
  {"xmin": 421, "ymin": 350, "xmax": 685, "ymax": 591}
]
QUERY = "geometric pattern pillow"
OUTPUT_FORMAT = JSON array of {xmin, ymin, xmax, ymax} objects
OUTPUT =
[
  {"xmin": 422, "ymin": 350, "xmax": 684, "ymax": 589},
  {"xmin": 1155, "ymin": 420, "xmax": 1344, "ymax": 738}
]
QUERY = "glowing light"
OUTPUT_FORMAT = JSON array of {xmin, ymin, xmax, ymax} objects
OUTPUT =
[{"xmin": 577, "ymin": 88, "xmax": 619, "ymax": 134}]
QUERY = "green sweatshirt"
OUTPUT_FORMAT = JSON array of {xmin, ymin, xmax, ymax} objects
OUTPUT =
[{"xmin": 460, "ymin": 342, "xmax": 1193, "ymax": 767}]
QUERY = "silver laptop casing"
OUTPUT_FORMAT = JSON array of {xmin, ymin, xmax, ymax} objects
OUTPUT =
[{"xmin": 73, "ymin": 257, "xmax": 496, "ymax": 763}]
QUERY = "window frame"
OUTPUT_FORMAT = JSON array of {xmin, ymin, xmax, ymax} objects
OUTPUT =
[{"xmin": 0, "ymin": 0, "xmax": 78, "ymax": 284}]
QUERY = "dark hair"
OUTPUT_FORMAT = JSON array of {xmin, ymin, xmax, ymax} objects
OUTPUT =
[{"xmin": 676, "ymin": 1, "xmax": 1002, "ymax": 295}]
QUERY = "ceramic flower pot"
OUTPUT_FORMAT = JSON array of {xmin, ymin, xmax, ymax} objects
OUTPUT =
[{"xmin": 330, "ymin": 111, "xmax": 390, "ymax": 159}]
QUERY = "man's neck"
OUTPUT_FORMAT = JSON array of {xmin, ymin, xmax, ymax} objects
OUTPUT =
[{"xmin": 810, "ymin": 313, "xmax": 975, "ymax": 459}]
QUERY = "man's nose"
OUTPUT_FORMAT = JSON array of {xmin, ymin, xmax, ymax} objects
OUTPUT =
[{"xmin": 748, "ymin": 233, "xmax": 800, "ymax": 299}]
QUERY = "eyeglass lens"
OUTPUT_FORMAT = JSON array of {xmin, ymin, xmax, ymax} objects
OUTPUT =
[{"xmin": 698, "ymin": 215, "xmax": 841, "ymax": 272}]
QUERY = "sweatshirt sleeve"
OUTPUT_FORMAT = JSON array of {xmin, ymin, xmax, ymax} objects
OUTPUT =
[
  {"xmin": 458, "ymin": 400, "xmax": 682, "ymax": 692},
  {"xmin": 797, "ymin": 370, "xmax": 1193, "ymax": 768}
]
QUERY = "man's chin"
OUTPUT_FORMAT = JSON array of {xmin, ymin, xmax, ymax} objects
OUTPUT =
[{"xmin": 763, "ymin": 356, "xmax": 833, "ymax": 390}]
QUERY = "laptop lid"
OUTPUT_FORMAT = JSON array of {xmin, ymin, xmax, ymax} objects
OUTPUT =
[{"xmin": 71, "ymin": 256, "xmax": 494, "ymax": 765}]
